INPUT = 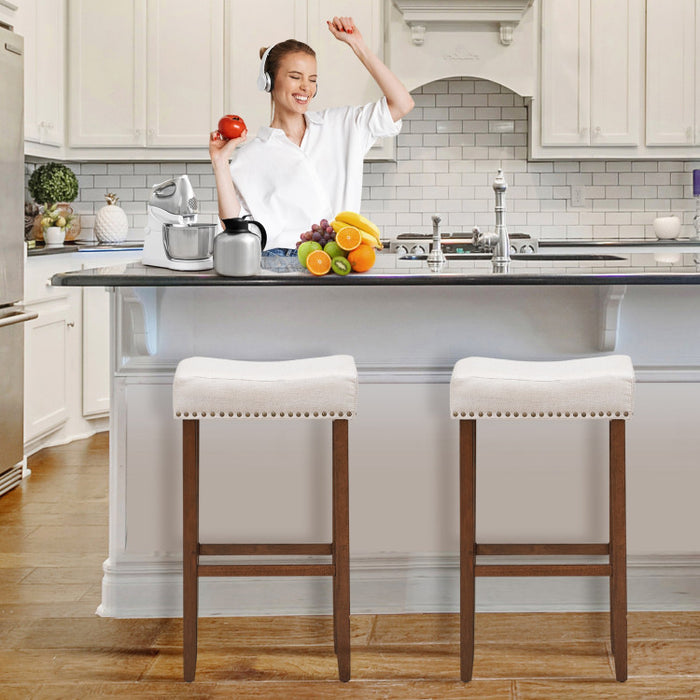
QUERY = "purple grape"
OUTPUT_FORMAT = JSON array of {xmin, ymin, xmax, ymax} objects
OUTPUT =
[
  {"xmin": 296, "ymin": 241, "xmax": 301, "ymax": 249},
  {"xmin": 312, "ymin": 231, "xmax": 322, "ymax": 242},
  {"xmin": 325, "ymin": 226, "xmax": 333, "ymax": 235},
  {"xmin": 311, "ymin": 224, "xmax": 320, "ymax": 232},
  {"xmin": 320, "ymin": 219, "xmax": 329, "ymax": 228}
]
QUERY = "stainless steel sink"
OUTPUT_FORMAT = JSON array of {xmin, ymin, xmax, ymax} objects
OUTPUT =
[{"xmin": 399, "ymin": 253, "xmax": 626, "ymax": 262}]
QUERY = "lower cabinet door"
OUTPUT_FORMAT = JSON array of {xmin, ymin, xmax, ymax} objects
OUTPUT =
[{"xmin": 24, "ymin": 303, "xmax": 70, "ymax": 442}]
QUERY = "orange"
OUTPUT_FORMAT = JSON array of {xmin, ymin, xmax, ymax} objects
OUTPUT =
[
  {"xmin": 346, "ymin": 244, "xmax": 376, "ymax": 273},
  {"xmin": 306, "ymin": 249, "xmax": 332, "ymax": 276},
  {"xmin": 335, "ymin": 225, "xmax": 362, "ymax": 251}
]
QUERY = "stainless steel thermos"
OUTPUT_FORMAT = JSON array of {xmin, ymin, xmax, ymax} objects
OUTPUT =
[{"xmin": 213, "ymin": 217, "xmax": 267, "ymax": 276}]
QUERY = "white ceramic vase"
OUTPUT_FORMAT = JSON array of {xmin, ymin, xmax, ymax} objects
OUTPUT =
[{"xmin": 44, "ymin": 226, "xmax": 65, "ymax": 247}]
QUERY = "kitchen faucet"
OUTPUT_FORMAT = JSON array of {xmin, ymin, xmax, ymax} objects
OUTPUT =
[{"xmin": 470, "ymin": 169, "xmax": 511, "ymax": 273}]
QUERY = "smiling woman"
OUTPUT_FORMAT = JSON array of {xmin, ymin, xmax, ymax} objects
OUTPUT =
[{"xmin": 209, "ymin": 16, "xmax": 415, "ymax": 253}]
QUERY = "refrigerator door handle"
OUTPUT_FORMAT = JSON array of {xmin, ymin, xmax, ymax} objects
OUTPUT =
[{"xmin": 0, "ymin": 310, "xmax": 38, "ymax": 328}]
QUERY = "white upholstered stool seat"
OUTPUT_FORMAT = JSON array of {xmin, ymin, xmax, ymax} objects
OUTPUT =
[
  {"xmin": 174, "ymin": 354, "xmax": 356, "ymax": 683},
  {"xmin": 173, "ymin": 354, "xmax": 358, "ymax": 419},
  {"xmin": 450, "ymin": 355, "xmax": 634, "ymax": 419},
  {"xmin": 450, "ymin": 354, "xmax": 635, "ymax": 684}
]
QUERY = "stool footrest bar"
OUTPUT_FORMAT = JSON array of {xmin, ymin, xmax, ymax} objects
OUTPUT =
[
  {"xmin": 199, "ymin": 543, "xmax": 333, "ymax": 556},
  {"xmin": 198, "ymin": 563, "xmax": 335, "ymax": 577},
  {"xmin": 475, "ymin": 564, "xmax": 612, "ymax": 577},
  {"xmin": 475, "ymin": 543, "xmax": 610, "ymax": 556}
]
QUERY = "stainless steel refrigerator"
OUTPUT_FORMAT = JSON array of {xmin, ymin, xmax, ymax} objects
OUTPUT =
[{"xmin": 0, "ymin": 25, "xmax": 36, "ymax": 496}]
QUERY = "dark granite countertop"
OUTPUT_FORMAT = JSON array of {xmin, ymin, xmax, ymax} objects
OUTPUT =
[{"xmin": 51, "ymin": 251, "xmax": 700, "ymax": 287}]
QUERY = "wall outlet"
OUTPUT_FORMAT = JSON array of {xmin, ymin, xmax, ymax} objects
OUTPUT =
[{"xmin": 571, "ymin": 186, "xmax": 586, "ymax": 208}]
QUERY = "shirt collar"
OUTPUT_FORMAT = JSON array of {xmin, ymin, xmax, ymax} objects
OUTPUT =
[{"xmin": 257, "ymin": 111, "xmax": 325, "ymax": 143}]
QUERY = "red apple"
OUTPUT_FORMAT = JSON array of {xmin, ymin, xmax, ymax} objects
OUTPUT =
[{"xmin": 217, "ymin": 114, "xmax": 246, "ymax": 140}]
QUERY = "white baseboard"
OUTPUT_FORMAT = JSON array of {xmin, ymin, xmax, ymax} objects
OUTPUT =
[{"xmin": 97, "ymin": 552, "xmax": 700, "ymax": 618}]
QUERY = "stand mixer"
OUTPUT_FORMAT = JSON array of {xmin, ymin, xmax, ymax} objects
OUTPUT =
[{"xmin": 141, "ymin": 174, "xmax": 216, "ymax": 271}]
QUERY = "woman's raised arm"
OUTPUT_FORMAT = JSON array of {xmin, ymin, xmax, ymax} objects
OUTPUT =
[{"xmin": 327, "ymin": 16, "xmax": 415, "ymax": 122}]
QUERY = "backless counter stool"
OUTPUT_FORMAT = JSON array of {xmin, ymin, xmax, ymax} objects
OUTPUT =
[
  {"xmin": 450, "ymin": 355, "xmax": 634, "ymax": 683},
  {"xmin": 173, "ymin": 355, "xmax": 358, "ymax": 682}
]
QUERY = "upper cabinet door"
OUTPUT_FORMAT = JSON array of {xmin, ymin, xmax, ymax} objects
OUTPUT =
[
  {"xmin": 146, "ymin": 0, "xmax": 224, "ymax": 147},
  {"xmin": 68, "ymin": 0, "xmax": 147, "ymax": 147},
  {"xmin": 646, "ymin": 0, "xmax": 695, "ymax": 146},
  {"xmin": 15, "ymin": 0, "xmax": 65, "ymax": 149},
  {"xmin": 225, "ymin": 0, "xmax": 307, "ymax": 143},
  {"xmin": 540, "ymin": 0, "xmax": 590, "ymax": 146},
  {"xmin": 589, "ymin": 0, "xmax": 641, "ymax": 146}
]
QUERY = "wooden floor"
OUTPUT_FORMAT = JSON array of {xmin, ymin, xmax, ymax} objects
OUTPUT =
[{"xmin": 1, "ymin": 434, "xmax": 699, "ymax": 699}]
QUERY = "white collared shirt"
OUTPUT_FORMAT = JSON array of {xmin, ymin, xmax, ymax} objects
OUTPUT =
[{"xmin": 229, "ymin": 97, "xmax": 402, "ymax": 250}]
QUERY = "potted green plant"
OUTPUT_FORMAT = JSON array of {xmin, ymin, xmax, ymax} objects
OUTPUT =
[{"xmin": 27, "ymin": 162, "xmax": 81, "ymax": 241}]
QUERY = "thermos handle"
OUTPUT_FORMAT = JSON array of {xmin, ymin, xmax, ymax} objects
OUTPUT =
[{"xmin": 245, "ymin": 218, "xmax": 267, "ymax": 250}]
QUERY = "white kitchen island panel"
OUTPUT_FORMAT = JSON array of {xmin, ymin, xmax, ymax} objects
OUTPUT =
[{"xmin": 52, "ymin": 260, "xmax": 700, "ymax": 616}]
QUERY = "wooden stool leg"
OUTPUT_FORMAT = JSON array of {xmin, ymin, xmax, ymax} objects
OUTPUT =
[
  {"xmin": 183, "ymin": 419, "xmax": 200, "ymax": 682},
  {"xmin": 332, "ymin": 419, "xmax": 351, "ymax": 682},
  {"xmin": 460, "ymin": 419, "xmax": 477, "ymax": 682},
  {"xmin": 609, "ymin": 419, "xmax": 627, "ymax": 682}
]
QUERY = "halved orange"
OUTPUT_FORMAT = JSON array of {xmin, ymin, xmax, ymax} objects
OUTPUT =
[
  {"xmin": 335, "ymin": 225, "xmax": 362, "ymax": 251},
  {"xmin": 347, "ymin": 244, "xmax": 376, "ymax": 273},
  {"xmin": 306, "ymin": 249, "xmax": 332, "ymax": 276}
]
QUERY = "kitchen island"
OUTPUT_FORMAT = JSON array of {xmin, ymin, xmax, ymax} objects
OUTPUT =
[{"xmin": 53, "ymin": 253, "xmax": 700, "ymax": 617}]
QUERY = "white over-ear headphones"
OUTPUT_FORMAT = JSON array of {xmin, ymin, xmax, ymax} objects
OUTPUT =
[
  {"xmin": 257, "ymin": 45, "xmax": 274, "ymax": 92},
  {"xmin": 256, "ymin": 43, "xmax": 318, "ymax": 97}
]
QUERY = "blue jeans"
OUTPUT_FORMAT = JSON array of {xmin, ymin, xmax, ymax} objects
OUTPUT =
[{"xmin": 263, "ymin": 248, "xmax": 297, "ymax": 257}]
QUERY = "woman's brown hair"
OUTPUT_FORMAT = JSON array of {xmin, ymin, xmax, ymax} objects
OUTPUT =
[{"xmin": 259, "ymin": 40, "xmax": 316, "ymax": 91}]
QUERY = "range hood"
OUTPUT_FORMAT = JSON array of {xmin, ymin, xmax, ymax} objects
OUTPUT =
[
  {"xmin": 392, "ymin": 0, "xmax": 535, "ymax": 45},
  {"xmin": 387, "ymin": 0, "xmax": 537, "ymax": 97}
]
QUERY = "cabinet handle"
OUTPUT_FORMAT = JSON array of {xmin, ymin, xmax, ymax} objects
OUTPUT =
[
  {"xmin": 594, "ymin": 126, "xmax": 602, "ymax": 135},
  {"xmin": 47, "ymin": 122, "xmax": 54, "ymax": 129},
  {"xmin": 66, "ymin": 321, "xmax": 75, "ymax": 328}
]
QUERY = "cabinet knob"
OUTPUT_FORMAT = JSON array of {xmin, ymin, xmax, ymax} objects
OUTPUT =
[
  {"xmin": 594, "ymin": 126, "xmax": 602, "ymax": 135},
  {"xmin": 66, "ymin": 321, "xmax": 75, "ymax": 328}
]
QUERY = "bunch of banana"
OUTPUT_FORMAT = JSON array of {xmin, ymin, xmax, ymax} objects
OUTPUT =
[{"xmin": 331, "ymin": 211, "xmax": 383, "ymax": 249}]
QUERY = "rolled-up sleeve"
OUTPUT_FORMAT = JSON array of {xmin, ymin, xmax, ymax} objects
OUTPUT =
[{"xmin": 353, "ymin": 96, "xmax": 403, "ymax": 152}]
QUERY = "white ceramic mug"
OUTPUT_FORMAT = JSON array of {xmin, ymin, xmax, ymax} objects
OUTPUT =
[
  {"xmin": 653, "ymin": 216, "xmax": 681, "ymax": 240},
  {"xmin": 44, "ymin": 226, "xmax": 65, "ymax": 247}
]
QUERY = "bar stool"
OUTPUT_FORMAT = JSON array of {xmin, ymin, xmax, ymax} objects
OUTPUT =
[
  {"xmin": 450, "ymin": 355, "xmax": 634, "ymax": 682},
  {"xmin": 173, "ymin": 354, "xmax": 358, "ymax": 683}
]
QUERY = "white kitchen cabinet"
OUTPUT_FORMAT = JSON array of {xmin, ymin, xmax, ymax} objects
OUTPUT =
[
  {"xmin": 14, "ymin": 0, "xmax": 65, "ymax": 154},
  {"xmin": 24, "ymin": 300, "xmax": 73, "ymax": 442},
  {"xmin": 225, "ymin": 0, "xmax": 392, "ymax": 160},
  {"xmin": 0, "ymin": 0, "xmax": 18, "ymax": 26},
  {"xmin": 68, "ymin": 0, "xmax": 146, "ymax": 147},
  {"xmin": 23, "ymin": 255, "xmax": 81, "ymax": 445},
  {"xmin": 646, "ymin": 0, "xmax": 700, "ymax": 147},
  {"xmin": 531, "ymin": 0, "xmax": 643, "ymax": 158},
  {"xmin": 69, "ymin": 0, "xmax": 223, "ymax": 152}
]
